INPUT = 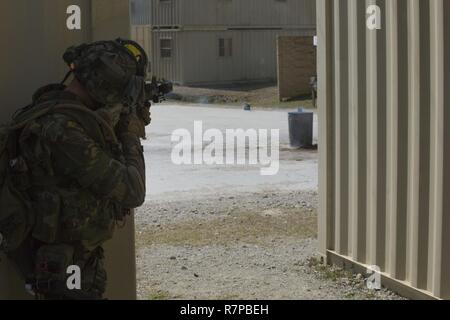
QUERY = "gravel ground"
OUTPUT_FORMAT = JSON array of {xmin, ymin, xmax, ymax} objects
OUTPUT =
[
  {"xmin": 135, "ymin": 103, "xmax": 404, "ymax": 300},
  {"xmin": 135, "ymin": 190, "xmax": 405, "ymax": 300}
]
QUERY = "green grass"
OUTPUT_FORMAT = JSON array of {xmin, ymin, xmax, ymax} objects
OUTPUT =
[
  {"xmin": 147, "ymin": 290, "xmax": 171, "ymax": 300},
  {"xmin": 307, "ymin": 256, "xmax": 352, "ymax": 282},
  {"xmin": 137, "ymin": 208, "xmax": 317, "ymax": 248}
]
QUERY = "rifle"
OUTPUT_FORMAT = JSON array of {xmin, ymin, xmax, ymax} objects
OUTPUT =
[
  {"xmin": 144, "ymin": 76, "xmax": 173, "ymax": 104},
  {"xmin": 130, "ymin": 76, "xmax": 173, "ymax": 127}
]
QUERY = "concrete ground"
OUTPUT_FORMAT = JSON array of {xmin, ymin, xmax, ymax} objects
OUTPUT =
[
  {"xmin": 141, "ymin": 102, "xmax": 318, "ymax": 201},
  {"xmin": 135, "ymin": 102, "xmax": 403, "ymax": 300}
]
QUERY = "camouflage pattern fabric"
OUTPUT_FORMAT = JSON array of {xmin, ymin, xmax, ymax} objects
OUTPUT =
[{"xmin": 16, "ymin": 89, "xmax": 146, "ymax": 299}]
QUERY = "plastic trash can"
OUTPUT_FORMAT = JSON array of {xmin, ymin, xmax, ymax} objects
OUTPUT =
[{"xmin": 288, "ymin": 110, "xmax": 313, "ymax": 148}]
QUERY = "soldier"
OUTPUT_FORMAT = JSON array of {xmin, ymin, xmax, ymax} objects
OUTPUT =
[{"xmin": 4, "ymin": 39, "xmax": 152, "ymax": 299}]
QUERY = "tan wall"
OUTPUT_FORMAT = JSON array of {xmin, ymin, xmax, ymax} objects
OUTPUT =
[
  {"xmin": 318, "ymin": 0, "xmax": 450, "ymax": 299},
  {"xmin": 90, "ymin": 0, "xmax": 137, "ymax": 300},
  {"xmin": 277, "ymin": 36, "xmax": 316, "ymax": 101},
  {"xmin": 91, "ymin": 0, "xmax": 132, "ymax": 41},
  {"xmin": 0, "ymin": 0, "xmax": 91, "ymax": 120},
  {"xmin": 131, "ymin": 25, "xmax": 153, "ymax": 77},
  {"xmin": 0, "ymin": 0, "xmax": 136, "ymax": 300}
]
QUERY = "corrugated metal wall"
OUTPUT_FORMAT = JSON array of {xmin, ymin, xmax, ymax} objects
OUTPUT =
[
  {"xmin": 179, "ymin": 0, "xmax": 316, "ymax": 27},
  {"xmin": 317, "ymin": 0, "xmax": 450, "ymax": 299},
  {"xmin": 147, "ymin": 28, "xmax": 315, "ymax": 85},
  {"xmin": 150, "ymin": 0, "xmax": 181, "ymax": 26},
  {"xmin": 131, "ymin": 0, "xmax": 316, "ymax": 84},
  {"xmin": 130, "ymin": 0, "xmax": 152, "ymax": 25},
  {"xmin": 180, "ymin": 29, "xmax": 315, "ymax": 85},
  {"xmin": 150, "ymin": 30, "xmax": 183, "ymax": 82}
]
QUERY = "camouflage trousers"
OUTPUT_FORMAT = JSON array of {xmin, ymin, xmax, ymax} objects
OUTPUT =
[{"xmin": 27, "ymin": 243, "xmax": 107, "ymax": 300}]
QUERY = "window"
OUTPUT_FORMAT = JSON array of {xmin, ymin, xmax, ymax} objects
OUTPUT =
[
  {"xmin": 160, "ymin": 38, "xmax": 172, "ymax": 58},
  {"xmin": 219, "ymin": 38, "xmax": 232, "ymax": 57}
]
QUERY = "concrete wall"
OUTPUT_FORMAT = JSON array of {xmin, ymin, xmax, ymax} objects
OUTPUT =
[
  {"xmin": 277, "ymin": 36, "xmax": 316, "ymax": 100},
  {"xmin": 317, "ymin": 0, "xmax": 450, "ymax": 299},
  {"xmin": 91, "ymin": 0, "xmax": 132, "ymax": 41},
  {"xmin": 0, "ymin": 0, "xmax": 91, "ymax": 120},
  {"xmin": 0, "ymin": 0, "xmax": 136, "ymax": 300}
]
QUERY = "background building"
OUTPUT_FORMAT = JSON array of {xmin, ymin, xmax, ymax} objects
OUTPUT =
[
  {"xmin": 277, "ymin": 35, "xmax": 316, "ymax": 101},
  {"xmin": 318, "ymin": 0, "xmax": 450, "ymax": 299},
  {"xmin": 131, "ymin": 0, "xmax": 316, "ymax": 85}
]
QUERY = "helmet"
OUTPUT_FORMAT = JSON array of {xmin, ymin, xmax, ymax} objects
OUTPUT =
[{"xmin": 63, "ymin": 39, "xmax": 148, "ymax": 107}]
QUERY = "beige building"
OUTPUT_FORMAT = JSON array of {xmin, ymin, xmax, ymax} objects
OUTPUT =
[
  {"xmin": 0, "ymin": 0, "xmax": 136, "ymax": 300},
  {"xmin": 131, "ymin": 0, "xmax": 316, "ymax": 85},
  {"xmin": 318, "ymin": 0, "xmax": 450, "ymax": 299}
]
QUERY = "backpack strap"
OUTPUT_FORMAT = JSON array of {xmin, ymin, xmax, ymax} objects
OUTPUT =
[
  {"xmin": 11, "ymin": 101, "xmax": 118, "ymax": 145},
  {"xmin": 9, "ymin": 101, "xmax": 120, "ymax": 190},
  {"xmin": 53, "ymin": 103, "xmax": 118, "ymax": 145},
  {"xmin": 11, "ymin": 101, "xmax": 60, "ymax": 130}
]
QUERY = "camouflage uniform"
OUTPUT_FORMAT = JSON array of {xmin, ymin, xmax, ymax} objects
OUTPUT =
[
  {"xmin": 7, "ymin": 39, "xmax": 151, "ymax": 300},
  {"xmin": 14, "ymin": 87, "xmax": 146, "ymax": 299}
]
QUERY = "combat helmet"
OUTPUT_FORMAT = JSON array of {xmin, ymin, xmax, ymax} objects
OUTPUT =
[{"xmin": 62, "ymin": 39, "xmax": 148, "ymax": 107}]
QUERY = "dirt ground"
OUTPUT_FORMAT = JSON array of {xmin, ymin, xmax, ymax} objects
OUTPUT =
[
  {"xmin": 135, "ymin": 103, "xmax": 404, "ymax": 300},
  {"xmin": 167, "ymin": 83, "xmax": 315, "ymax": 109},
  {"xmin": 135, "ymin": 191, "xmax": 403, "ymax": 300}
]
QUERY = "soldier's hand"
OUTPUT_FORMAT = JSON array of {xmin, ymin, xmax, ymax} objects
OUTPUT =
[
  {"xmin": 136, "ymin": 102, "xmax": 152, "ymax": 126},
  {"xmin": 117, "ymin": 109, "xmax": 146, "ymax": 139}
]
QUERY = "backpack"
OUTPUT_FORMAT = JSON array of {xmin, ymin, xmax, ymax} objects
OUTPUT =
[
  {"xmin": 0, "ymin": 121, "xmax": 34, "ymax": 253},
  {"xmin": 0, "ymin": 100, "xmax": 118, "ymax": 254}
]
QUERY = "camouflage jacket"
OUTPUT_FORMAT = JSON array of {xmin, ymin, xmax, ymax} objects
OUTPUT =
[{"xmin": 17, "ymin": 88, "xmax": 146, "ymax": 250}]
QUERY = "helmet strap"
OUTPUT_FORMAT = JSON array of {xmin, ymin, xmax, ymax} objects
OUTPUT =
[{"xmin": 61, "ymin": 70, "xmax": 73, "ymax": 85}]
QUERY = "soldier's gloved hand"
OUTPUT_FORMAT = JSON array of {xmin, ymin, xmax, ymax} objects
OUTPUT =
[
  {"xmin": 96, "ymin": 104, "xmax": 126, "ymax": 129},
  {"xmin": 117, "ymin": 109, "xmax": 146, "ymax": 139},
  {"xmin": 136, "ymin": 102, "xmax": 152, "ymax": 126}
]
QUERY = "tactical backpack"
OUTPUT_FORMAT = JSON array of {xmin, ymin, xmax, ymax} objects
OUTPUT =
[
  {"xmin": 0, "ymin": 120, "xmax": 34, "ymax": 253},
  {"xmin": 0, "ymin": 99, "xmax": 118, "ymax": 254}
]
